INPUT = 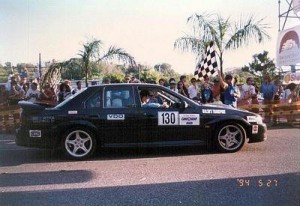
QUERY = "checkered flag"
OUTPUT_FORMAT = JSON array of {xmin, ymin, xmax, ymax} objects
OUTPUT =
[{"xmin": 194, "ymin": 41, "xmax": 218, "ymax": 80}]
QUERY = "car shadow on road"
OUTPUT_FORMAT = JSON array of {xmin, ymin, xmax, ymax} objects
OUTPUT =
[
  {"xmin": 0, "ymin": 170, "xmax": 94, "ymax": 187},
  {"xmin": 0, "ymin": 145, "xmax": 214, "ymax": 167},
  {"xmin": 0, "ymin": 172, "xmax": 298, "ymax": 206}
]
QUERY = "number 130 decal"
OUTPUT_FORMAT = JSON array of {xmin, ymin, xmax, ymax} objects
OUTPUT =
[{"xmin": 158, "ymin": 112, "xmax": 179, "ymax": 125}]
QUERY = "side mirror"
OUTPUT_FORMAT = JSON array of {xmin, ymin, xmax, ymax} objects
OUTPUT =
[{"xmin": 173, "ymin": 101, "xmax": 185, "ymax": 111}]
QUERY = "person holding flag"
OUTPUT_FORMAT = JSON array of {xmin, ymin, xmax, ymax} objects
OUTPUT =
[{"xmin": 218, "ymin": 70, "xmax": 240, "ymax": 107}]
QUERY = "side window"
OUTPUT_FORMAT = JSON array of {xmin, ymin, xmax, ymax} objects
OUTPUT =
[
  {"xmin": 86, "ymin": 92, "xmax": 101, "ymax": 108},
  {"xmin": 104, "ymin": 88, "xmax": 134, "ymax": 108},
  {"xmin": 138, "ymin": 87, "xmax": 181, "ymax": 109}
]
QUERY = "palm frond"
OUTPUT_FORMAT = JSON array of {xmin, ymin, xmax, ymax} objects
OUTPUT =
[
  {"xmin": 98, "ymin": 46, "xmax": 136, "ymax": 66},
  {"xmin": 187, "ymin": 13, "xmax": 218, "ymax": 42},
  {"xmin": 174, "ymin": 36, "xmax": 206, "ymax": 56},
  {"xmin": 225, "ymin": 15, "xmax": 270, "ymax": 50}
]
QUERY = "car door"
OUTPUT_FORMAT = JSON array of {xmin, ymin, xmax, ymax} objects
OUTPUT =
[
  {"xmin": 136, "ymin": 86, "xmax": 204, "ymax": 144},
  {"xmin": 85, "ymin": 85, "xmax": 139, "ymax": 145},
  {"xmin": 101, "ymin": 85, "xmax": 140, "ymax": 144}
]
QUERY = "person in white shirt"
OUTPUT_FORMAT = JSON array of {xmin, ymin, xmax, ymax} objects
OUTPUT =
[
  {"xmin": 167, "ymin": 78, "xmax": 178, "ymax": 93},
  {"xmin": 240, "ymin": 77, "xmax": 256, "ymax": 104},
  {"xmin": 25, "ymin": 82, "xmax": 40, "ymax": 103},
  {"xmin": 72, "ymin": 81, "xmax": 83, "ymax": 95},
  {"xmin": 188, "ymin": 78, "xmax": 198, "ymax": 100}
]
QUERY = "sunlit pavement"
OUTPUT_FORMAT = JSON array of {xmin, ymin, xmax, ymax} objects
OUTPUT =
[{"xmin": 0, "ymin": 129, "xmax": 299, "ymax": 206}]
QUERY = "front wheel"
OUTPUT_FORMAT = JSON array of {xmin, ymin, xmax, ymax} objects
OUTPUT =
[
  {"xmin": 62, "ymin": 129, "xmax": 96, "ymax": 160},
  {"xmin": 214, "ymin": 124, "xmax": 245, "ymax": 153}
]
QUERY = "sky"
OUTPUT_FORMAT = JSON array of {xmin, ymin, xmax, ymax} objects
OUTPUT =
[{"xmin": 0, "ymin": 0, "xmax": 299, "ymax": 74}]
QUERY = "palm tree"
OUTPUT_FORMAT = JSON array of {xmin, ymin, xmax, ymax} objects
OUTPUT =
[
  {"xmin": 79, "ymin": 39, "xmax": 136, "ymax": 87},
  {"xmin": 174, "ymin": 13, "xmax": 270, "ymax": 74}
]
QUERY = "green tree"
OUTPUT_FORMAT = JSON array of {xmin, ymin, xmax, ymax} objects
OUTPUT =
[
  {"xmin": 174, "ymin": 13, "xmax": 270, "ymax": 74},
  {"xmin": 61, "ymin": 58, "xmax": 83, "ymax": 80},
  {"xmin": 140, "ymin": 69, "xmax": 161, "ymax": 83},
  {"xmin": 242, "ymin": 50, "xmax": 278, "ymax": 79},
  {"xmin": 79, "ymin": 39, "xmax": 136, "ymax": 87}
]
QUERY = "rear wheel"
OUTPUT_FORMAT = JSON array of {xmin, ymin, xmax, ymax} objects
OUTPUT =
[
  {"xmin": 62, "ymin": 129, "xmax": 96, "ymax": 160},
  {"xmin": 214, "ymin": 124, "xmax": 245, "ymax": 153}
]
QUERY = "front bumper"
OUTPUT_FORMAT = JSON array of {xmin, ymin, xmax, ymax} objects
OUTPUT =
[{"xmin": 248, "ymin": 123, "xmax": 267, "ymax": 143}]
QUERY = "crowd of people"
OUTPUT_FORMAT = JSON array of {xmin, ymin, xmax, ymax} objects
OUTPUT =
[
  {"xmin": 0, "ymin": 69, "xmax": 299, "ymax": 123},
  {"xmin": 0, "ymin": 73, "xmax": 83, "ymax": 107}
]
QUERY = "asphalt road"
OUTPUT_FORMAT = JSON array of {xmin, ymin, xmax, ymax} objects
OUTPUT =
[{"xmin": 0, "ymin": 128, "xmax": 299, "ymax": 206}]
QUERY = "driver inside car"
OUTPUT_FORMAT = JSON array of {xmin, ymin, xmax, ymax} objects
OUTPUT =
[{"xmin": 140, "ymin": 90, "xmax": 168, "ymax": 108}]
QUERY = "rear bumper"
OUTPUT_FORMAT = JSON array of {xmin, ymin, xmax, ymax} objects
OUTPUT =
[
  {"xmin": 16, "ymin": 127, "xmax": 56, "ymax": 149},
  {"xmin": 248, "ymin": 124, "xmax": 267, "ymax": 143}
]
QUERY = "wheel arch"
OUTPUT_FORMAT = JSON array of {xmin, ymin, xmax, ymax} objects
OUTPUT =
[
  {"xmin": 208, "ymin": 116, "xmax": 250, "ymax": 140},
  {"xmin": 53, "ymin": 120, "xmax": 101, "ymax": 147}
]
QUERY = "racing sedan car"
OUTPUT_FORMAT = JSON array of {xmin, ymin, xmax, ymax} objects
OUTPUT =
[{"xmin": 16, "ymin": 83, "xmax": 267, "ymax": 160}]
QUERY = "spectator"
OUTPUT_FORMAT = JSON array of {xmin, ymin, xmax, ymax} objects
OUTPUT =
[
  {"xmin": 212, "ymin": 79, "xmax": 221, "ymax": 100},
  {"xmin": 124, "ymin": 76, "xmax": 131, "ymax": 83},
  {"xmin": 168, "ymin": 78, "xmax": 178, "ymax": 93},
  {"xmin": 158, "ymin": 78, "xmax": 166, "ymax": 87},
  {"xmin": 20, "ymin": 67, "xmax": 28, "ymax": 79},
  {"xmin": 8, "ymin": 77, "xmax": 25, "ymax": 100},
  {"xmin": 282, "ymin": 83, "xmax": 298, "ymax": 103},
  {"xmin": 22, "ymin": 82, "xmax": 30, "ymax": 94},
  {"xmin": 188, "ymin": 78, "xmax": 199, "ymax": 100},
  {"xmin": 64, "ymin": 79, "xmax": 72, "ymax": 91},
  {"xmin": 261, "ymin": 75, "xmax": 276, "ymax": 101},
  {"xmin": 201, "ymin": 76, "xmax": 213, "ymax": 90},
  {"xmin": 57, "ymin": 82, "xmax": 71, "ymax": 103},
  {"xmin": 260, "ymin": 75, "xmax": 277, "ymax": 123},
  {"xmin": 25, "ymin": 82, "xmax": 40, "ymax": 103},
  {"xmin": 240, "ymin": 77, "xmax": 257, "ymax": 105},
  {"xmin": 218, "ymin": 71, "xmax": 239, "ymax": 107},
  {"xmin": 102, "ymin": 78, "xmax": 111, "ymax": 84},
  {"xmin": 33, "ymin": 68, "xmax": 40, "ymax": 82},
  {"xmin": 180, "ymin": 75, "xmax": 188, "ymax": 87},
  {"xmin": 282, "ymin": 83, "xmax": 298, "ymax": 122},
  {"xmin": 212, "ymin": 94, "xmax": 223, "ymax": 105},
  {"xmin": 177, "ymin": 81, "xmax": 189, "ymax": 98},
  {"xmin": 40, "ymin": 84, "xmax": 57, "ymax": 106},
  {"xmin": 72, "ymin": 81, "xmax": 83, "ymax": 94},
  {"xmin": 201, "ymin": 82, "xmax": 214, "ymax": 104},
  {"xmin": 0, "ymin": 85, "xmax": 9, "ymax": 106},
  {"xmin": 272, "ymin": 75, "xmax": 283, "ymax": 101}
]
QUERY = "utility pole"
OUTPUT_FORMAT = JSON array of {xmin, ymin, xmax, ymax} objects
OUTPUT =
[{"xmin": 39, "ymin": 53, "xmax": 42, "ymax": 78}]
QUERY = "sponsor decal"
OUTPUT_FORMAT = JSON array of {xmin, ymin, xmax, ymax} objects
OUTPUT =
[
  {"xmin": 158, "ymin": 112, "xmax": 179, "ymax": 125},
  {"xmin": 68, "ymin": 111, "xmax": 78, "ymax": 115},
  {"xmin": 252, "ymin": 125, "xmax": 259, "ymax": 134},
  {"xmin": 107, "ymin": 114, "xmax": 125, "ymax": 120},
  {"xmin": 29, "ymin": 130, "xmax": 41, "ymax": 138},
  {"xmin": 247, "ymin": 116, "xmax": 257, "ymax": 123},
  {"xmin": 202, "ymin": 109, "xmax": 226, "ymax": 114},
  {"xmin": 179, "ymin": 114, "xmax": 200, "ymax": 125}
]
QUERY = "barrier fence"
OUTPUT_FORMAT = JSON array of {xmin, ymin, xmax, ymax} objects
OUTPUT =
[
  {"xmin": 238, "ymin": 100, "xmax": 300, "ymax": 126},
  {"xmin": 0, "ymin": 105, "xmax": 20, "ymax": 133},
  {"xmin": 0, "ymin": 100, "xmax": 299, "ymax": 133}
]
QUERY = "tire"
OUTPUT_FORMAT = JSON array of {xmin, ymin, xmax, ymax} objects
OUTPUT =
[
  {"xmin": 214, "ymin": 124, "xmax": 245, "ymax": 153},
  {"xmin": 62, "ymin": 128, "xmax": 97, "ymax": 160}
]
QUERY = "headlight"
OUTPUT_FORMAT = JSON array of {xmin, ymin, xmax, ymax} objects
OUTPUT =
[
  {"xmin": 246, "ymin": 115, "xmax": 263, "ymax": 124},
  {"xmin": 256, "ymin": 115, "xmax": 263, "ymax": 124}
]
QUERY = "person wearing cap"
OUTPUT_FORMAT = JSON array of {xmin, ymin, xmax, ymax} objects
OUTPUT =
[
  {"xmin": 168, "ymin": 78, "xmax": 178, "ymax": 93},
  {"xmin": 218, "ymin": 70, "xmax": 239, "ymax": 107}
]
